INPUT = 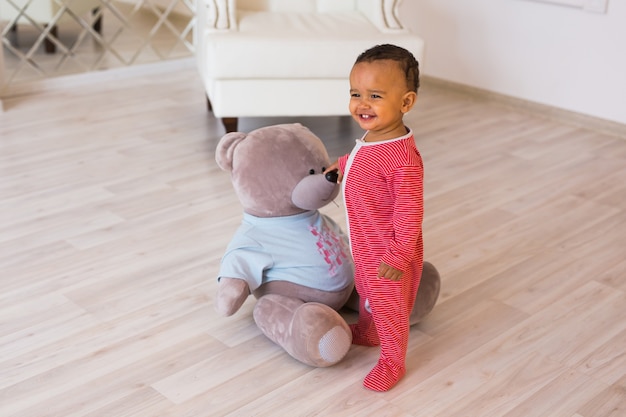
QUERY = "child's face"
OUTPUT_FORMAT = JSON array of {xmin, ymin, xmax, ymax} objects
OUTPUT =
[{"xmin": 349, "ymin": 60, "xmax": 416, "ymax": 141}]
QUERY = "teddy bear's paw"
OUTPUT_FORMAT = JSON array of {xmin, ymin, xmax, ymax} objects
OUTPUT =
[
  {"xmin": 410, "ymin": 261, "xmax": 441, "ymax": 326},
  {"xmin": 317, "ymin": 325, "xmax": 352, "ymax": 365},
  {"xmin": 215, "ymin": 277, "xmax": 250, "ymax": 317},
  {"xmin": 290, "ymin": 302, "xmax": 352, "ymax": 367},
  {"xmin": 253, "ymin": 295, "xmax": 352, "ymax": 367}
]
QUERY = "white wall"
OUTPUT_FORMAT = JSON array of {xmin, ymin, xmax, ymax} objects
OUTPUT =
[{"xmin": 402, "ymin": 0, "xmax": 626, "ymax": 125}]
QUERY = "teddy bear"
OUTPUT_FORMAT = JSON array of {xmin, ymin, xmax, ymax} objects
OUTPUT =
[{"xmin": 214, "ymin": 123, "xmax": 441, "ymax": 368}]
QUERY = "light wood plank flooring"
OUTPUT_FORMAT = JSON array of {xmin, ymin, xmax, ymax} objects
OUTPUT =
[{"xmin": 1, "ymin": 61, "xmax": 625, "ymax": 417}]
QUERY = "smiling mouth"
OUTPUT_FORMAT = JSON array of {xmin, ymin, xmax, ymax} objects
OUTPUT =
[{"xmin": 359, "ymin": 114, "xmax": 375, "ymax": 120}]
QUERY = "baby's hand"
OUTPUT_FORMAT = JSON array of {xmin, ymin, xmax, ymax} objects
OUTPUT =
[
  {"xmin": 378, "ymin": 262, "xmax": 403, "ymax": 281},
  {"xmin": 324, "ymin": 161, "xmax": 343, "ymax": 183}
]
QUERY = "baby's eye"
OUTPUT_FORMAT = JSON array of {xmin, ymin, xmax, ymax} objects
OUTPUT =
[
  {"xmin": 350, "ymin": 93, "xmax": 360, "ymax": 98},
  {"xmin": 371, "ymin": 94, "xmax": 382, "ymax": 99}
]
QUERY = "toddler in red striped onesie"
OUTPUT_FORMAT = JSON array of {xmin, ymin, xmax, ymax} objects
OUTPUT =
[{"xmin": 325, "ymin": 44, "xmax": 424, "ymax": 392}]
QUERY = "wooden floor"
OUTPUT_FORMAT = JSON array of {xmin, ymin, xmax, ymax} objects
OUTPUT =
[{"xmin": 1, "ymin": 61, "xmax": 625, "ymax": 417}]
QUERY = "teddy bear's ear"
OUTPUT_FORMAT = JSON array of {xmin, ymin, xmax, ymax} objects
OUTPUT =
[{"xmin": 215, "ymin": 132, "xmax": 247, "ymax": 172}]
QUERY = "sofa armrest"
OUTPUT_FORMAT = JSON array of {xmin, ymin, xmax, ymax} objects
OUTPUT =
[
  {"xmin": 357, "ymin": 0, "xmax": 404, "ymax": 32},
  {"xmin": 197, "ymin": 0, "xmax": 237, "ymax": 31}
]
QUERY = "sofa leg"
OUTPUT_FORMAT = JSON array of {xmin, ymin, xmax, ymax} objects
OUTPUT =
[
  {"xmin": 44, "ymin": 24, "xmax": 57, "ymax": 54},
  {"xmin": 222, "ymin": 118, "xmax": 238, "ymax": 133},
  {"xmin": 92, "ymin": 7, "xmax": 103, "ymax": 34},
  {"xmin": 205, "ymin": 96, "xmax": 237, "ymax": 132},
  {"xmin": 7, "ymin": 23, "xmax": 17, "ymax": 47}
]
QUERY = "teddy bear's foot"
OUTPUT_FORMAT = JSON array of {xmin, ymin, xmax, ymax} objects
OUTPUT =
[
  {"xmin": 253, "ymin": 294, "xmax": 352, "ymax": 368},
  {"xmin": 215, "ymin": 277, "xmax": 250, "ymax": 317},
  {"xmin": 410, "ymin": 261, "xmax": 441, "ymax": 326}
]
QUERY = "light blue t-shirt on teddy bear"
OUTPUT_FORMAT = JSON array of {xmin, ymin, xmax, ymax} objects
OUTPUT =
[{"xmin": 218, "ymin": 210, "xmax": 354, "ymax": 292}]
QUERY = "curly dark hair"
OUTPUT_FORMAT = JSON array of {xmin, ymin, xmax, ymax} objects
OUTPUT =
[{"xmin": 355, "ymin": 44, "xmax": 420, "ymax": 92}]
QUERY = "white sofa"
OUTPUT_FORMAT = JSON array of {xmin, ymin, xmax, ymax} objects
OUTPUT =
[{"xmin": 195, "ymin": 0, "xmax": 424, "ymax": 132}]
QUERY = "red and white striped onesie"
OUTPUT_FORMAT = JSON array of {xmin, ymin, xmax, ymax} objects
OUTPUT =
[{"xmin": 338, "ymin": 128, "xmax": 424, "ymax": 391}]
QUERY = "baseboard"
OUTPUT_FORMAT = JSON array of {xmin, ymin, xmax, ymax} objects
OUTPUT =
[{"xmin": 422, "ymin": 76, "xmax": 626, "ymax": 139}]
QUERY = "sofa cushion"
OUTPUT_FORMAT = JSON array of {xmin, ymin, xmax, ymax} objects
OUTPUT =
[{"xmin": 202, "ymin": 11, "xmax": 424, "ymax": 79}]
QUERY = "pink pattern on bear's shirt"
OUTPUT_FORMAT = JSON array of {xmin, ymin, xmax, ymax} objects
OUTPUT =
[{"xmin": 309, "ymin": 223, "xmax": 350, "ymax": 276}]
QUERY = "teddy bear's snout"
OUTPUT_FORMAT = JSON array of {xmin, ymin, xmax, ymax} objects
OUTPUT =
[{"xmin": 291, "ymin": 173, "xmax": 340, "ymax": 210}]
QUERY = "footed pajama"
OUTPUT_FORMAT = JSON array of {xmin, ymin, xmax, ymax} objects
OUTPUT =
[{"xmin": 339, "ymin": 130, "xmax": 424, "ymax": 391}]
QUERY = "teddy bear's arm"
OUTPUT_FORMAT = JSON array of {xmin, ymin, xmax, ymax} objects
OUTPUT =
[
  {"xmin": 216, "ymin": 245, "xmax": 274, "ymax": 316},
  {"xmin": 218, "ymin": 246, "xmax": 273, "ymax": 292}
]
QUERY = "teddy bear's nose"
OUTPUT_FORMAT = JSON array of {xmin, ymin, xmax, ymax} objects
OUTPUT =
[{"xmin": 325, "ymin": 169, "xmax": 339, "ymax": 183}]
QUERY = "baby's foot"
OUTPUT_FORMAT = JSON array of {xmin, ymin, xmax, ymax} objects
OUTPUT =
[
  {"xmin": 350, "ymin": 299, "xmax": 380, "ymax": 346},
  {"xmin": 349, "ymin": 323, "xmax": 380, "ymax": 346},
  {"xmin": 363, "ymin": 358, "xmax": 406, "ymax": 392}
]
